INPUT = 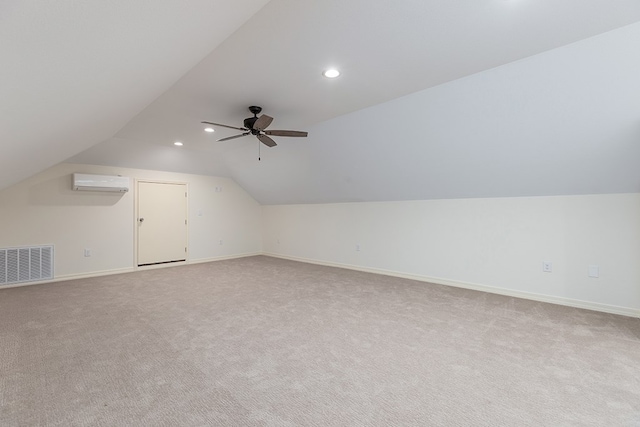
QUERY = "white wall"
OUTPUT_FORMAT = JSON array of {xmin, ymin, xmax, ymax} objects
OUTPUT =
[
  {"xmin": 0, "ymin": 163, "xmax": 261, "ymax": 280},
  {"xmin": 263, "ymin": 194, "xmax": 640, "ymax": 316},
  {"xmin": 4, "ymin": 165, "xmax": 638, "ymax": 317},
  {"xmin": 232, "ymin": 22, "xmax": 640, "ymax": 205}
]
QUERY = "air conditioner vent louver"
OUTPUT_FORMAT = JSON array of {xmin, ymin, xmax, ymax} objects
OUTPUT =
[
  {"xmin": 0, "ymin": 246, "xmax": 54, "ymax": 286},
  {"xmin": 72, "ymin": 173, "xmax": 129, "ymax": 192}
]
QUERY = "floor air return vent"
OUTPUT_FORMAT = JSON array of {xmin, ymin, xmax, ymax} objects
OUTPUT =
[{"xmin": 0, "ymin": 246, "xmax": 53, "ymax": 286}]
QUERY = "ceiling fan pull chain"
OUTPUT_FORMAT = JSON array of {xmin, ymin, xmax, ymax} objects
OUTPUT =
[{"xmin": 258, "ymin": 139, "xmax": 261, "ymax": 161}]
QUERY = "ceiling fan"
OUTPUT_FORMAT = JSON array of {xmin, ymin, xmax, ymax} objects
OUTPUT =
[{"xmin": 202, "ymin": 106, "xmax": 308, "ymax": 148}]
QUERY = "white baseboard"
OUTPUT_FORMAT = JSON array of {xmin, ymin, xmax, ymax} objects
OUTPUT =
[
  {"xmin": 264, "ymin": 252, "xmax": 640, "ymax": 319},
  {"xmin": 0, "ymin": 252, "xmax": 262, "ymax": 290},
  {"xmin": 0, "ymin": 267, "xmax": 136, "ymax": 289},
  {"xmin": 4, "ymin": 250, "xmax": 637, "ymax": 319},
  {"xmin": 189, "ymin": 252, "xmax": 262, "ymax": 265},
  {"xmin": 134, "ymin": 253, "xmax": 260, "ymax": 272}
]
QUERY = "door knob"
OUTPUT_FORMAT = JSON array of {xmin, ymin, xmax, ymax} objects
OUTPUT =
[{"xmin": 139, "ymin": 218, "xmax": 144, "ymax": 223}]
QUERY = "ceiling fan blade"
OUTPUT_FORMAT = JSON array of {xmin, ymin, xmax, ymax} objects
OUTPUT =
[
  {"xmin": 202, "ymin": 121, "xmax": 247, "ymax": 131},
  {"xmin": 264, "ymin": 130, "xmax": 308, "ymax": 137},
  {"xmin": 257, "ymin": 134, "xmax": 277, "ymax": 147},
  {"xmin": 218, "ymin": 132, "xmax": 250, "ymax": 142},
  {"xmin": 253, "ymin": 115, "xmax": 273, "ymax": 131}
]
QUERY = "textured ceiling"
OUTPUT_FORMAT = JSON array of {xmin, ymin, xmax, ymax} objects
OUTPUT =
[{"xmin": 4, "ymin": 0, "xmax": 640, "ymax": 203}]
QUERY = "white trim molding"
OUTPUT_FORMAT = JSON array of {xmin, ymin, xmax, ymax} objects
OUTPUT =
[
  {"xmin": 189, "ymin": 252, "xmax": 262, "ymax": 265},
  {"xmin": 0, "ymin": 253, "xmax": 261, "ymax": 290},
  {"xmin": 3, "ymin": 249, "xmax": 638, "ymax": 319},
  {"xmin": 263, "ymin": 253, "xmax": 640, "ymax": 319},
  {"xmin": 0, "ymin": 267, "xmax": 136, "ymax": 289}
]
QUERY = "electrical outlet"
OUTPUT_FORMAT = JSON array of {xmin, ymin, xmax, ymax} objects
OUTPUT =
[
  {"xmin": 276, "ymin": 238, "xmax": 280, "ymax": 244},
  {"xmin": 219, "ymin": 239, "xmax": 223, "ymax": 245},
  {"xmin": 84, "ymin": 249, "xmax": 92, "ymax": 257},
  {"xmin": 588, "ymin": 265, "xmax": 599, "ymax": 278},
  {"xmin": 356, "ymin": 244, "xmax": 361, "ymax": 252},
  {"xmin": 542, "ymin": 261, "xmax": 552, "ymax": 272}
]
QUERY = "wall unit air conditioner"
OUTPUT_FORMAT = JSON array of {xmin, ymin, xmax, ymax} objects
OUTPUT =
[{"xmin": 72, "ymin": 173, "xmax": 130, "ymax": 193}]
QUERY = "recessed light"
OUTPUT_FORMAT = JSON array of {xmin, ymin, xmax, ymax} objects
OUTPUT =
[
  {"xmin": 204, "ymin": 127, "xmax": 215, "ymax": 133},
  {"xmin": 323, "ymin": 69, "xmax": 340, "ymax": 78},
  {"xmin": 174, "ymin": 141, "xmax": 183, "ymax": 146}
]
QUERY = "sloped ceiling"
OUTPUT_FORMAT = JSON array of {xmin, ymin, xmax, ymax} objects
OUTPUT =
[
  {"xmin": 4, "ymin": 1, "xmax": 640, "ymax": 204},
  {"xmin": 0, "ymin": 0, "xmax": 270, "ymax": 190}
]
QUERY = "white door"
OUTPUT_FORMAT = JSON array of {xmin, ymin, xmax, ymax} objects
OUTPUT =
[{"xmin": 137, "ymin": 182, "xmax": 188, "ymax": 266}]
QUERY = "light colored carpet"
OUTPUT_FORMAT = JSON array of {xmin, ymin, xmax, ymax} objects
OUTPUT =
[{"xmin": 1, "ymin": 255, "xmax": 639, "ymax": 426}]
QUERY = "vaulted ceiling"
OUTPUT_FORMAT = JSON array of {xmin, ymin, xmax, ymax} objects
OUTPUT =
[{"xmin": 3, "ymin": 1, "xmax": 640, "ymax": 204}]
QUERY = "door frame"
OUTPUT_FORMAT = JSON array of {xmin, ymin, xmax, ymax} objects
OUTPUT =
[{"xmin": 134, "ymin": 179, "xmax": 189, "ymax": 270}]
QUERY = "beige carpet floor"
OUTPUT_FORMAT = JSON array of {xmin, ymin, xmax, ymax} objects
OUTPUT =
[{"xmin": 1, "ymin": 255, "xmax": 639, "ymax": 426}]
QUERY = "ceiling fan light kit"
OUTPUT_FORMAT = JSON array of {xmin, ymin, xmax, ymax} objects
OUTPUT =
[{"xmin": 201, "ymin": 106, "xmax": 308, "ymax": 148}]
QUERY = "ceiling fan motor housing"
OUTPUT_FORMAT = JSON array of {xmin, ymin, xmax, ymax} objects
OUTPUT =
[{"xmin": 244, "ymin": 116, "xmax": 259, "ymax": 132}]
